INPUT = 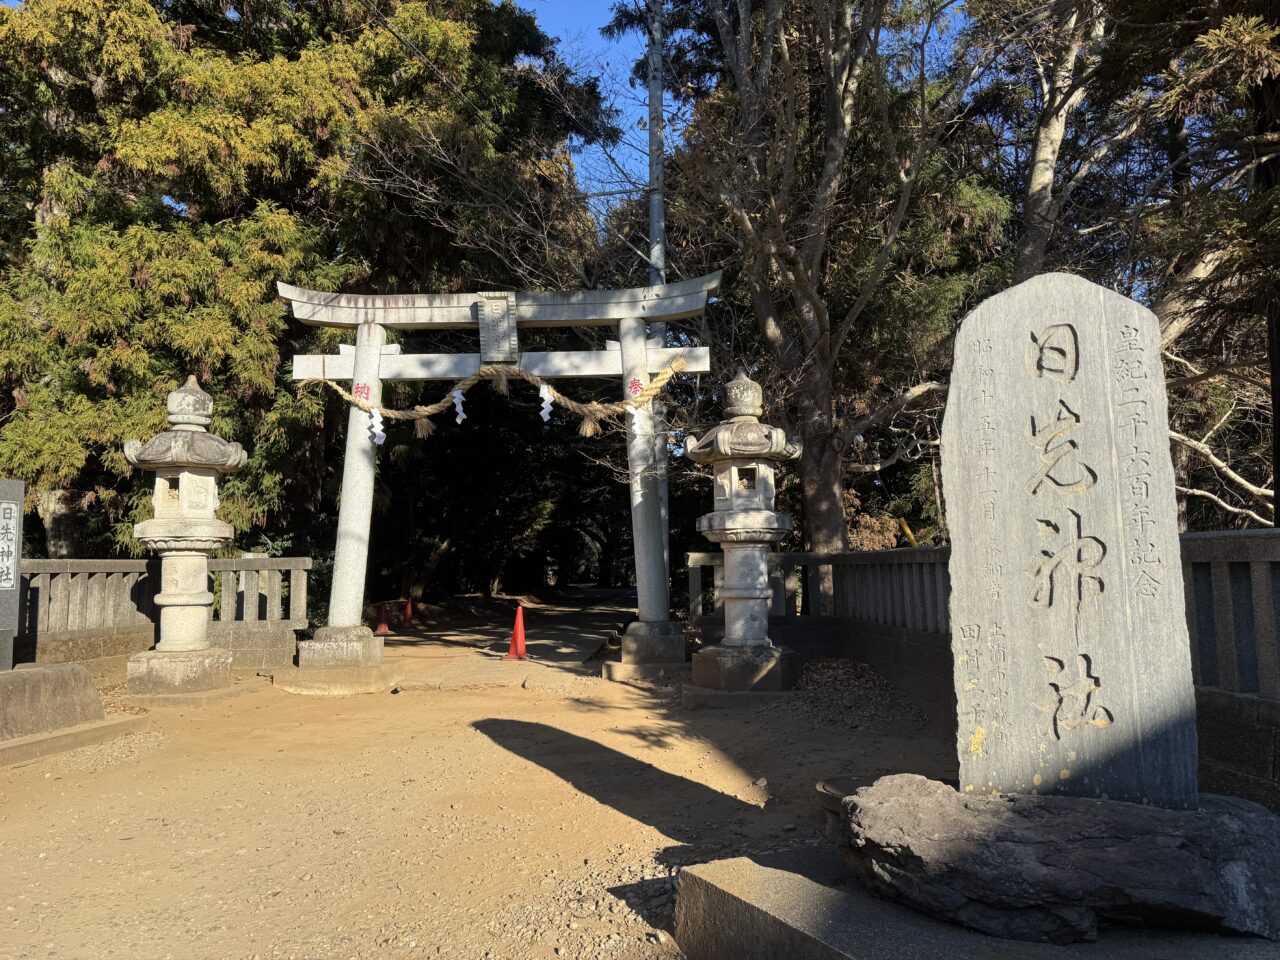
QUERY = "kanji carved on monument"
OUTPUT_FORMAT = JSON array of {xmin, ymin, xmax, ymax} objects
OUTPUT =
[{"xmin": 940, "ymin": 272, "xmax": 1198, "ymax": 809}]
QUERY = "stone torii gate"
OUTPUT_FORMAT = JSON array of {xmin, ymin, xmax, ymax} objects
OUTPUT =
[{"xmin": 279, "ymin": 273, "xmax": 719, "ymax": 683}]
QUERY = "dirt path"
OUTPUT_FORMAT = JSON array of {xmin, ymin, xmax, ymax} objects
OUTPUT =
[{"xmin": 0, "ymin": 598, "xmax": 951, "ymax": 960}]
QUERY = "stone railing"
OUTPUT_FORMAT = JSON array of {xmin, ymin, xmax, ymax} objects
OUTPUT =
[
  {"xmin": 17, "ymin": 556, "xmax": 311, "ymax": 676},
  {"xmin": 688, "ymin": 529, "xmax": 1280, "ymax": 810},
  {"xmin": 1179, "ymin": 530, "xmax": 1280, "ymax": 697},
  {"xmin": 688, "ymin": 547, "xmax": 951, "ymax": 630},
  {"xmin": 688, "ymin": 533, "xmax": 1280, "ymax": 697}
]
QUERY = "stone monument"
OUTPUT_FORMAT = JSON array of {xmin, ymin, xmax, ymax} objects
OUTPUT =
[
  {"xmin": 685, "ymin": 371, "xmax": 801, "ymax": 691},
  {"xmin": 832, "ymin": 275, "xmax": 1280, "ymax": 943},
  {"xmin": 940, "ymin": 273, "xmax": 1197, "ymax": 807},
  {"xmin": 124, "ymin": 376, "xmax": 247, "ymax": 698}
]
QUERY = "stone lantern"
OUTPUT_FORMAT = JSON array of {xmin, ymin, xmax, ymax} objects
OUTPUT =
[
  {"xmin": 686, "ymin": 370, "xmax": 801, "ymax": 691},
  {"xmin": 123, "ymin": 376, "xmax": 246, "ymax": 698}
]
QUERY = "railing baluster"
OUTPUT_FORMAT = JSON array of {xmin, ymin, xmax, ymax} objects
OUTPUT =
[
  {"xmin": 266, "ymin": 569, "xmax": 283, "ymax": 621},
  {"xmin": 1183, "ymin": 559, "xmax": 1200, "ymax": 684},
  {"xmin": 912, "ymin": 562, "xmax": 925, "ymax": 631},
  {"xmin": 895, "ymin": 565, "xmax": 907, "ymax": 629},
  {"xmin": 68, "ymin": 572, "xmax": 86, "ymax": 632},
  {"xmin": 241, "ymin": 569, "xmax": 260, "ymax": 623},
  {"xmin": 49, "ymin": 571, "xmax": 70, "ymax": 634},
  {"xmin": 219, "ymin": 568, "xmax": 235, "ymax": 622},
  {"xmin": 1210, "ymin": 561, "xmax": 1239, "ymax": 692},
  {"xmin": 921, "ymin": 561, "xmax": 936, "ymax": 633},
  {"xmin": 1252, "ymin": 560, "xmax": 1279, "ymax": 699},
  {"xmin": 288, "ymin": 566, "xmax": 308, "ymax": 625},
  {"xmin": 768, "ymin": 558, "xmax": 785, "ymax": 617},
  {"xmin": 35, "ymin": 572, "xmax": 51, "ymax": 639},
  {"xmin": 688, "ymin": 564, "xmax": 703, "ymax": 619}
]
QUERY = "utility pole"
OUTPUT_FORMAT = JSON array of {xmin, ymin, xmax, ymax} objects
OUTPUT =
[
  {"xmin": 647, "ymin": 0, "xmax": 666, "ymax": 290},
  {"xmin": 647, "ymin": 0, "xmax": 673, "ymax": 570}
]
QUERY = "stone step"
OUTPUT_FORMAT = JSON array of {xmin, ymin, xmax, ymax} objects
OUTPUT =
[{"xmin": 674, "ymin": 846, "xmax": 1280, "ymax": 960}]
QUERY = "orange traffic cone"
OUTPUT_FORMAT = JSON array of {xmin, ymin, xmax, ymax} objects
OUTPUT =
[
  {"xmin": 402, "ymin": 598, "xmax": 414, "ymax": 628},
  {"xmin": 374, "ymin": 602, "xmax": 390, "ymax": 636},
  {"xmin": 502, "ymin": 606, "xmax": 528, "ymax": 661}
]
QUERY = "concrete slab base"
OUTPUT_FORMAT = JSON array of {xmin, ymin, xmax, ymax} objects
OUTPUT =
[
  {"xmin": 619, "ymin": 620, "xmax": 685, "ymax": 664},
  {"xmin": 0, "ymin": 715, "xmax": 147, "ymax": 768},
  {"xmin": 397, "ymin": 661, "xmax": 597, "ymax": 693},
  {"xmin": 129, "ymin": 684, "xmax": 252, "ymax": 709},
  {"xmin": 127, "ymin": 649, "xmax": 232, "ymax": 696},
  {"xmin": 691, "ymin": 643, "xmax": 797, "ymax": 691},
  {"xmin": 674, "ymin": 846, "xmax": 1280, "ymax": 960},
  {"xmin": 681, "ymin": 684, "xmax": 793, "ymax": 710},
  {"xmin": 270, "ymin": 663, "xmax": 403, "ymax": 697},
  {"xmin": 298, "ymin": 626, "xmax": 382, "ymax": 669},
  {"xmin": 211, "ymin": 621, "xmax": 298, "ymax": 672},
  {"xmin": 2, "ymin": 664, "xmax": 105, "ymax": 739},
  {"xmin": 602, "ymin": 661, "xmax": 690, "ymax": 683}
]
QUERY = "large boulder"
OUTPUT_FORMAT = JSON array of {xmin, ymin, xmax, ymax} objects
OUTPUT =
[{"xmin": 834, "ymin": 773, "xmax": 1280, "ymax": 944}]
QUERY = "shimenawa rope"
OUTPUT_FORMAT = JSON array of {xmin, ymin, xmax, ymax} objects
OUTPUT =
[{"xmin": 302, "ymin": 357, "xmax": 688, "ymax": 439}]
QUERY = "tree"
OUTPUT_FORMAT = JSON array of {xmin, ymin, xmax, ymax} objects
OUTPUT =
[
  {"xmin": 0, "ymin": 0, "xmax": 609, "ymax": 570},
  {"xmin": 607, "ymin": 0, "xmax": 1009, "ymax": 604}
]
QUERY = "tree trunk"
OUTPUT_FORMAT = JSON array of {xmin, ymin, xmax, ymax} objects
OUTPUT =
[
  {"xmin": 595, "ymin": 525, "xmax": 618, "ymax": 588},
  {"xmin": 35, "ymin": 489, "xmax": 89, "ymax": 558},
  {"xmin": 1254, "ymin": 33, "xmax": 1280, "ymax": 527},
  {"xmin": 1013, "ymin": 110, "xmax": 1070, "ymax": 282},
  {"xmin": 795, "ymin": 375, "xmax": 847, "ymax": 616},
  {"xmin": 1012, "ymin": 9, "xmax": 1083, "ymax": 283},
  {"xmin": 410, "ymin": 536, "xmax": 454, "ymax": 599}
]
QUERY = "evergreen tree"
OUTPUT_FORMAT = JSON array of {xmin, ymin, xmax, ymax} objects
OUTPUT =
[{"xmin": 0, "ymin": 0, "xmax": 608, "ymax": 563}]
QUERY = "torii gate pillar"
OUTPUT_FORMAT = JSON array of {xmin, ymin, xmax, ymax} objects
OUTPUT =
[
  {"xmin": 298, "ymin": 318, "xmax": 388, "ymax": 674},
  {"xmin": 615, "ymin": 316, "xmax": 685, "ymax": 675}
]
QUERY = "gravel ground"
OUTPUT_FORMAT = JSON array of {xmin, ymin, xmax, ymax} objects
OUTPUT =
[
  {"xmin": 763, "ymin": 658, "xmax": 929, "ymax": 732},
  {"xmin": 95, "ymin": 678, "xmax": 148, "ymax": 716},
  {"xmin": 37, "ymin": 730, "xmax": 168, "ymax": 777},
  {"xmin": 0, "ymin": 665, "xmax": 950, "ymax": 960}
]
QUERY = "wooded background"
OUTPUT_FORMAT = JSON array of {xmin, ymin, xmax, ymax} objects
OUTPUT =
[{"xmin": 1, "ymin": 0, "xmax": 1276, "ymax": 610}]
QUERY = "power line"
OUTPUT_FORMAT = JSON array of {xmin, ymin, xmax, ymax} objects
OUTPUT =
[{"xmin": 351, "ymin": 0, "xmax": 495, "ymax": 132}]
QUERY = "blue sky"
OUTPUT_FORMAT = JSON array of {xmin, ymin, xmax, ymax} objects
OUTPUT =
[{"xmin": 526, "ymin": 0, "xmax": 654, "ymax": 200}]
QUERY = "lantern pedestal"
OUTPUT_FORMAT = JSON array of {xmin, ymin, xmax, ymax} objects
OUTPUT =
[
  {"xmin": 692, "ymin": 644, "xmax": 797, "ymax": 692},
  {"xmin": 127, "ymin": 649, "xmax": 232, "ymax": 699}
]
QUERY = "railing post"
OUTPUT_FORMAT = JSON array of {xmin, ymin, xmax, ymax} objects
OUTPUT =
[
  {"xmin": 1209, "ymin": 561, "xmax": 1239, "ymax": 692},
  {"xmin": 768, "ymin": 555, "xmax": 784, "ymax": 617},
  {"xmin": 1182, "ymin": 560, "xmax": 1200, "ymax": 684},
  {"xmin": 688, "ymin": 562, "xmax": 703, "ymax": 620},
  {"xmin": 240, "ymin": 568, "xmax": 260, "ymax": 623},
  {"xmin": 266, "ymin": 569, "xmax": 283, "ymax": 622},
  {"xmin": 783, "ymin": 560, "xmax": 798, "ymax": 618},
  {"xmin": 1251, "ymin": 560, "xmax": 1279, "ymax": 699},
  {"xmin": 289, "ymin": 566, "xmax": 308, "ymax": 625}
]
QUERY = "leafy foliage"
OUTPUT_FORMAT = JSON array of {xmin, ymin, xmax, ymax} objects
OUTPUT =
[{"xmin": 0, "ymin": 0, "xmax": 610, "ymax": 578}]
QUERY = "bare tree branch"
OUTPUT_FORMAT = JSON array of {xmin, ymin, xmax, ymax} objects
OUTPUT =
[
  {"xmin": 1170, "ymin": 430, "xmax": 1274, "ymax": 504},
  {"xmin": 1177, "ymin": 485, "xmax": 1273, "ymax": 526}
]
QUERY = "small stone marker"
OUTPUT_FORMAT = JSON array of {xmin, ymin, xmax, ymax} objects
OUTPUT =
[
  {"xmin": 0, "ymin": 479, "xmax": 23, "ymax": 670},
  {"xmin": 940, "ymin": 273, "xmax": 1198, "ymax": 808}
]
